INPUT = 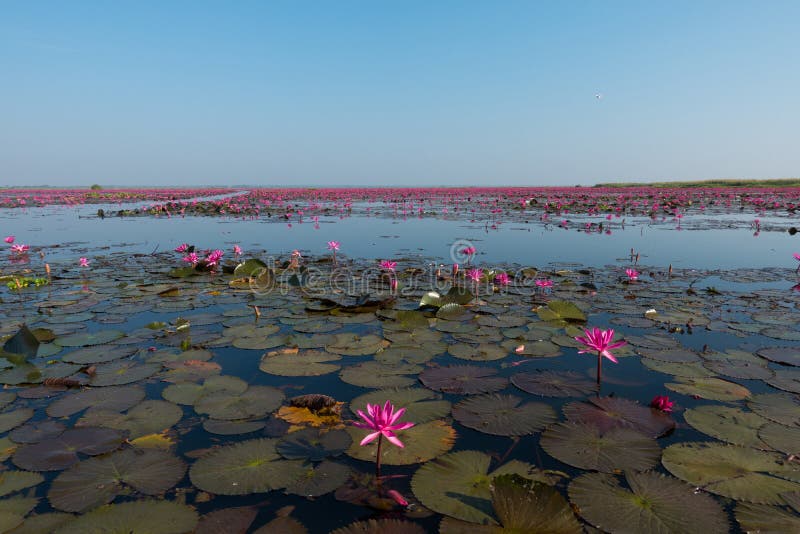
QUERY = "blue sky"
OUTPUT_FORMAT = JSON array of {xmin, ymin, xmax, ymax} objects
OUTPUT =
[{"xmin": 1, "ymin": 1, "xmax": 798, "ymax": 186}]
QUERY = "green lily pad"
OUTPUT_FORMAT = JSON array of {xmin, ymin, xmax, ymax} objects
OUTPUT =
[
  {"xmin": 419, "ymin": 365, "xmax": 508, "ymax": 394},
  {"xmin": 563, "ymin": 396, "xmax": 675, "ymax": 438},
  {"xmin": 639, "ymin": 348, "xmax": 701, "ymax": 363},
  {"xmin": 0, "ymin": 496, "xmax": 38, "ymax": 533},
  {"xmin": 540, "ymin": 422, "xmax": 661, "ymax": 473},
  {"xmin": 339, "ymin": 361, "xmax": 421, "ymax": 388},
  {"xmin": 325, "ymin": 334, "xmax": 386, "ymax": 356},
  {"xmin": 2, "ymin": 325, "xmax": 39, "ymax": 360},
  {"xmin": 161, "ymin": 375, "xmax": 247, "ymax": 405},
  {"xmin": 48, "ymin": 448, "xmax": 186, "ymax": 512},
  {"xmin": 757, "ymin": 346, "xmax": 800, "ymax": 366},
  {"xmin": 748, "ymin": 393, "xmax": 800, "ymax": 426},
  {"xmin": 440, "ymin": 473, "xmax": 582, "ymax": 533},
  {"xmin": 448, "ymin": 343, "xmax": 508, "ymax": 361},
  {"xmin": 276, "ymin": 428, "xmax": 352, "ymax": 461},
  {"xmin": 12, "ymin": 427, "xmax": 124, "ymax": 471},
  {"xmin": 0, "ymin": 471, "xmax": 44, "ymax": 498},
  {"xmin": 452, "ymin": 394, "xmax": 556, "ymax": 436},
  {"xmin": 735, "ymin": 501, "xmax": 800, "ymax": 533},
  {"xmin": 194, "ymin": 507, "xmax": 258, "ymax": 534},
  {"xmin": 76, "ymin": 400, "xmax": 183, "ymax": 439},
  {"xmin": 259, "ymin": 350, "xmax": 341, "ymax": 377},
  {"xmin": 766, "ymin": 369, "xmax": 800, "ymax": 394},
  {"xmin": 54, "ymin": 330, "xmax": 125, "ymax": 347},
  {"xmin": 345, "ymin": 419, "xmax": 456, "ymax": 466},
  {"xmin": 331, "ymin": 519, "xmax": 425, "ymax": 534},
  {"xmin": 536, "ymin": 300, "xmax": 586, "ymax": 324},
  {"xmin": 189, "ymin": 438, "xmax": 306, "ymax": 495},
  {"xmin": 703, "ymin": 358, "xmax": 774, "ymax": 380},
  {"xmin": 47, "ymin": 385, "xmax": 145, "ymax": 417},
  {"xmin": 640, "ymin": 358, "xmax": 716, "ymax": 378},
  {"xmin": 569, "ymin": 471, "xmax": 729, "ymax": 534},
  {"xmin": 684, "ymin": 405, "xmax": 769, "ymax": 448},
  {"xmin": 203, "ymin": 418, "xmax": 266, "ymax": 435},
  {"xmin": 511, "ymin": 370, "xmax": 596, "ymax": 397},
  {"xmin": 53, "ymin": 499, "xmax": 198, "ymax": 534},
  {"xmin": 758, "ymin": 422, "xmax": 800, "ymax": 455},
  {"xmin": 284, "ymin": 460, "xmax": 351, "ymax": 497},
  {"xmin": 194, "ymin": 385, "xmax": 284, "ymax": 420},
  {"xmin": 349, "ymin": 388, "xmax": 451, "ymax": 424},
  {"xmin": 90, "ymin": 360, "xmax": 161, "ymax": 386},
  {"xmin": 60, "ymin": 345, "xmax": 137, "ymax": 364},
  {"xmin": 8, "ymin": 512, "xmax": 75, "ymax": 534},
  {"xmin": 0, "ymin": 409, "xmax": 34, "ymax": 434},
  {"xmin": 410, "ymin": 450, "xmax": 541, "ymax": 524},
  {"xmin": 9, "ymin": 420, "xmax": 66, "ymax": 443},
  {"xmin": 375, "ymin": 344, "xmax": 440, "ymax": 364},
  {"xmin": 0, "ymin": 364, "xmax": 42, "ymax": 385},
  {"xmin": 665, "ymin": 377, "xmax": 751, "ymax": 401},
  {"xmin": 662, "ymin": 442, "xmax": 800, "ymax": 504}
]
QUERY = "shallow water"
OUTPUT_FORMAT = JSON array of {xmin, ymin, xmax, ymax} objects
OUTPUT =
[{"xmin": 0, "ymin": 195, "xmax": 799, "ymax": 533}]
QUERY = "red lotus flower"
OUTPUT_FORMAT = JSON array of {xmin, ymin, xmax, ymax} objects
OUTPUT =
[
  {"xmin": 650, "ymin": 395, "xmax": 674, "ymax": 412},
  {"xmin": 575, "ymin": 327, "xmax": 626, "ymax": 364},
  {"xmin": 353, "ymin": 400, "xmax": 414, "ymax": 448}
]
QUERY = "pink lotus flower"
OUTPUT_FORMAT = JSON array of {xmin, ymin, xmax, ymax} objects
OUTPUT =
[
  {"xmin": 79, "ymin": 257, "xmax": 90, "ymax": 267},
  {"xmin": 380, "ymin": 260, "xmax": 397, "ymax": 271},
  {"xmin": 4, "ymin": 236, "xmax": 14, "ymax": 244},
  {"xmin": 626, "ymin": 268, "xmax": 639, "ymax": 281},
  {"xmin": 452, "ymin": 263, "xmax": 459, "ymax": 275},
  {"xmin": 205, "ymin": 249, "xmax": 224, "ymax": 267},
  {"xmin": 327, "ymin": 241, "xmax": 341, "ymax": 251},
  {"xmin": 10, "ymin": 244, "xmax": 29, "ymax": 254},
  {"xmin": 535, "ymin": 279, "xmax": 553, "ymax": 288},
  {"xmin": 794, "ymin": 253, "xmax": 800, "ymax": 261},
  {"xmin": 182, "ymin": 252, "xmax": 199, "ymax": 265},
  {"xmin": 353, "ymin": 400, "xmax": 415, "ymax": 448},
  {"xmin": 650, "ymin": 395, "xmax": 674, "ymax": 412},
  {"xmin": 233, "ymin": 245, "xmax": 242, "ymax": 255},
  {"xmin": 467, "ymin": 268, "xmax": 482, "ymax": 282},
  {"xmin": 494, "ymin": 272, "xmax": 510, "ymax": 286},
  {"xmin": 174, "ymin": 243, "xmax": 189, "ymax": 253},
  {"xmin": 575, "ymin": 327, "xmax": 626, "ymax": 364},
  {"xmin": 461, "ymin": 246, "xmax": 476, "ymax": 256}
]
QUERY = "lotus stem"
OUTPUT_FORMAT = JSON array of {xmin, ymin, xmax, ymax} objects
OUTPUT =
[
  {"xmin": 596, "ymin": 351, "xmax": 602, "ymax": 385},
  {"xmin": 375, "ymin": 434, "xmax": 383, "ymax": 486}
]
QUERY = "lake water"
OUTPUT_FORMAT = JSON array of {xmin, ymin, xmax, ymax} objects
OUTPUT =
[{"xmin": 0, "ymin": 191, "xmax": 798, "ymax": 533}]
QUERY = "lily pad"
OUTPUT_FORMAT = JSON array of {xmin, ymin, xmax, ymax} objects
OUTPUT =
[
  {"xmin": 195, "ymin": 507, "xmax": 258, "ymax": 534},
  {"xmin": 411, "ymin": 450, "xmax": 540, "ymax": 524},
  {"xmin": 540, "ymin": 422, "xmax": 661, "ymax": 473},
  {"xmin": 60, "ymin": 345, "xmax": 137, "ymax": 364},
  {"xmin": 349, "ymin": 388, "xmax": 451, "ymax": 424},
  {"xmin": 569, "ymin": 471, "xmax": 729, "ymax": 534},
  {"xmin": 53, "ymin": 500, "xmax": 197, "ymax": 534},
  {"xmin": 259, "ymin": 350, "xmax": 341, "ymax": 377},
  {"xmin": 448, "ymin": 343, "xmax": 508, "ymax": 361},
  {"xmin": 346, "ymin": 419, "xmax": 456, "ymax": 465},
  {"xmin": 189, "ymin": 438, "xmax": 306, "ymax": 495},
  {"xmin": 161, "ymin": 375, "xmax": 247, "ymax": 405},
  {"xmin": 757, "ymin": 346, "xmax": 800, "ymax": 366},
  {"xmin": 77, "ymin": 400, "xmax": 183, "ymax": 439},
  {"xmin": 452, "ymin": 394, "xmax": 556, "ymax": 436},
  {"xmin": 665, "ymin": 377, "xmax": 751, "ymax": 401},
  {"xmin": 536, "ymin": 300, "xmax": 586, "ymax": 324},
  {"xmin": 747, "ymin": 393, "xmax": 800, "ymax": 426},
  {"xmin": 511, "ymin": 370, "xmax": 596, "ymax": 397},
  {"xmin": 277, "ymin": 428, "xmax": 352, "ymax": 461},
  {"xmin": 194, "ymin": 385, "xmax": 284, "ymax": 420},
  {"xmin": 662, "ymin": 442, "xmax": 800, "ymax": 504},
  {"xmin": 735, "ymin": 501, "xmax": 800, "ymax": 533},
  {"xmin": 54, "ymin": 330, "xmax": 125, "ymax": 347},
  {"xmin": 325, "ymin": 334, "xmax": 387, "ymax": 356},
  {"xmin": 563, "ymin": 396, "xmax": 675, "ymax": 438},
  {"xmin": 47, "ymin": 385, "xmax": 145, "ymax": 417},
  {"xmin": 9, "ymin": 420, "xmax": 66, "ymax": 444},
  {"xmin": 12, "ymin": 427, "xmax": 124, "ymax": 471},
  {"xmin": 331, "ymin": 519, "xmax": 425, "ymax": 534},
  {"xmin": 90, "ymin": 360, "xmax": 161, "ymax": 386},
  {"xmin": 203, "ymin": 418, "xmax": 266, "ymax": 435},
  {"xmin": 758, "ymin": 422, "xmax": 800, "ymax": 455},
  {"xmin": 766, "ymin": 369, "xmax": 800, "ymax": 394},
  {"xmin": 339, "ymin": 361, "xmax": 421, "ymax": 388},
  {"xmin": 0, "ymin": 409, "xmax": 34, "ymax": 434},
  {"xmin": 419, "ymin": 365, "xmax": 508, "ymax": 394},
  {"xmin": 284, "ymin": 460, "xmax": 351, "ymax": 497},
  {"xmin": 48, "ymin": 448, "xmax": 186, "ymax": 512},
  {"xmin": 0, "ymin": 471, "xmax": 44, "ymax": 498},
  {"xmin": 684, "ymin": 405, "xmax": 769, "ymax": 448}
]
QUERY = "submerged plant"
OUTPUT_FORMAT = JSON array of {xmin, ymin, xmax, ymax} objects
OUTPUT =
[{"xmin": 575, "ymin": 327, "xmax": 626, "ymax": 385}]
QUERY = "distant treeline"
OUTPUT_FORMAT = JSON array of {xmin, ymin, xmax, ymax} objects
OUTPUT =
[{"xmin": 595, "ymin": 178, "xmax": 800, "ymax": 188}]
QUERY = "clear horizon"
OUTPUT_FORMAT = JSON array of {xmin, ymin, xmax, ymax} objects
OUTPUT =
[{"xmin": 2, "ymin": 1, "xmax": 798, "ymax": 186}]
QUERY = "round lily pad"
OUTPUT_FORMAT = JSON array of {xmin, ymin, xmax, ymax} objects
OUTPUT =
[
  {"xmin": 447, "ymin": 343, "xmax": 508, "ymax": 361},
  {"xmin": 747, "ymin": 393, "xmax": 800, "ymax": 426},
  {"xmin": 419, "ymin": 365, "xmax": 508, "ymax": 394},
  {"xmin": 452, "ymin": 394, "xmax": 556, "ymax": 436},
  {"xmin": 766, "ymin": 368, "xmax": 800, "ymax": 394},
  {"xmin": 53, "ymin": 499, "xmax": 198, "ymax": 534},
  {"xmin": 9, "ymin": 420, "xmax": 66, "ymax": 444},
  {"xmin": 638, "ymin": 348, "xmax": 701, "ymax": 363},
  {"xmin": 55, "ymin": 330, "xmax": 125, "ymax": 347},
  {"xmin": 48, "ymin": 448, "xmax": 186, "ymax": 512},
  {"xmin": 60, "ymin": 345, "xmax": 137, "ymax": 364},
  {"xmin": 0, "ymin": 471, "xmax": 44, "ymax": 498},
  {"xmin": 0, "ymin": 409, "xmax": 34, "ymax": 434},
  {"xmin": 641, "ymin": 358, "xmax": 716, "ymax": 378},
  {"xmin": 662, "ymin": 442, "xmax": 800, "ymax": 504},
  {"xmin": 410, "ymin": 450, "xmax": 538, "ymax": 525},
  {"xmin": 77, "ymin": 400, "xmax": 183, "ymax": 439},
  {"xmin": 90, "ymin": 360, "xmax": 161, "ymax": 386},
  {"xmin": 259, "ymin": 350, "xmax": 341, "ymax": 377},
  {"xmin": 757, "ymin": 346, "xmax": 800, "ymax": 366},
  {"xmin": 339, "ymin": 361, "xmax": 421, "ymax": 388},
  {"xmin": 735, "ymin": 502, "xmax": 800, "ymax": 533},
  {"xmin": 203, "ymin": 419, "xmax": 266, "ymax": 435},
  {"xmin": 189, "ymin": 438, "xmax": 306, "ymax": 495},
  {"xmin": 684, "ymin": 405, "xmax": 769, "ymax": 448},
  {"xmin": 563, "ymin": 396, "xmax": 675, "ymax": 438},
  {"xmin": 511, "ymin": 370, "xmax": 596, "ymax": 397},
  {"xmin": 540, "ymin": 421, "xmax": 661, "ymax": 473},
  {"xmin": 569, "ymin": 471, "xmax": 729, "ymax": 534},
  {"xmin": 325, "ymin": 334, "xmax": 386, "ymax": 356},
  {"xmin": 349, "ymin": 388, "xmax": 451, "ymax": 424},
  {"xmin": 284, "ymin": 460, "xmax": 351, "ymax": 497},
  {"xmin": 194, "ymin": 385, "xmax": 284, "ymax": 420},
  {"xmin": 331, "ymin": 519, "xmax": 425, "ymax": 534},
  {"xmin": 703, "ymin": 358, "xmax": 774, "ymax": 380},
  {"xmin": 162, "ymin": 375, "xmax": 247, "ymax": 405},
  {"xmin": 194, "ymin": 507, "xmax": 258, "ymax": 534},
  {"xmin": 47, "ymin": 385, "xmax": 145, "ymax": 417},
  {"xmin": 758, "ymin": 422, "xmax": 800, "ymax": 455},
  {"xmin": 12, "ymin": 427, "xmax": 124, "ymax": 471},
  {"xmin": 346, "ymin": 420, "xmax": 456, "ymax": 466},
  {"xmin": 665, "ymin": 377, "xmax": 751, "ymax": 401},
  {"xmin": 276, "ymin": 428, "xmax": 352, "ymax": 461}
]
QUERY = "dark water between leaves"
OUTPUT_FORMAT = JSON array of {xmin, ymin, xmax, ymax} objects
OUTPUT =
[{"xmin": 0, "ymin": 200, "xmax": 799, "ymax": 532}]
